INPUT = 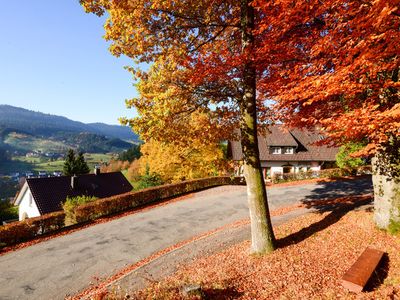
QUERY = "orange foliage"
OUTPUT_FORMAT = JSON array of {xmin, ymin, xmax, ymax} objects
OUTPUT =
[
  {"xmin": 100, "ymin": 160, "xmax": 130, "ymax": 173},
  {"xmin": 254, "ymin": 0, "xmax": 400, "ymax": 153}
]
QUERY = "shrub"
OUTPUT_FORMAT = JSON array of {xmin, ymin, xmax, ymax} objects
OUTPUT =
[
  {"xmin": 63, "ymin": 195, "xmax": 97, "ymax": 224},
  {"xmin": 336, "ymin": 142, "xmax": 368, "ymax": 169},
  {"xmin": 134, "ymin": 173, "xmax": 164, "ymax": 190},
  {"xmin": 271, "ymin": 166, "xmax": 371, "ymax": 184},
  {"xmin": 0, "ymin": 201, "xmax": 19, "ymax": 223},
  {"xmin": 0, "ymin": 211, "xmax": 65, "ymax": 248},
  {"xmin": 74, "ymin": 176, "xmax": 241, "ymax": 223}
]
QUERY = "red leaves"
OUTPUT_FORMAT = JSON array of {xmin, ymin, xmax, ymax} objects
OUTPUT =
[{"xmin": 257, "ymin": 0, "xmax": 400, "ymax": 152}]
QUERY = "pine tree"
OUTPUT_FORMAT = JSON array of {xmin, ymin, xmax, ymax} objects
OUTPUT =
[
  {"xmin": 75, "ymin": 152, "xmax": 90, "ymax": 175},
  {"xmin": 63, "ymin": 149, "xmax": 90, "ymax": 176},
  {"xmin": 63, "ymin": 149, "xmax": 76, "ymax": 176}
]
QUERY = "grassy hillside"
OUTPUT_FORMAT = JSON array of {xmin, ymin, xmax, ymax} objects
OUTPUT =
[
  {"xmin": 4, "ymin": 132, "xmax": 69, "ymax": 153},
  {"xmin": 2, "ymin": 130, "xmax": 132, "ymax": 154},
  {"xmin": 1, "ymin": 153, "xmax": 115, "ymax": 174}
]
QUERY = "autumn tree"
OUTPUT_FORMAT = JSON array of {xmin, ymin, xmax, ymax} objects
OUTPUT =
[
  {"xmin": 80, "ymin": 0, "xmax": 276, "ymax": 254},
  {"xmin": 139, "ymin": 138, "xmax": 226, "ymax": 183},
  {"xmin": 254, "ymin": 0, "xmax": 399, "ymax": 229}
]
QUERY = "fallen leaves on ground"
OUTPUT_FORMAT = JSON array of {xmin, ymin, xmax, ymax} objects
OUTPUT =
[{"xmin": 133, "ymin": 209, "xmax": 400, "ymax": 300}]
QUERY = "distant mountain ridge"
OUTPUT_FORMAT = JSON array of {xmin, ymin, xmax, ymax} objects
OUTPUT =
[
  {"xmin": 0, "ymin": 105, "xmax": 138, "ymax": 141},
  {"xmin": 0, "ymin": 105, "xmax": 139, "ymax": 154}
]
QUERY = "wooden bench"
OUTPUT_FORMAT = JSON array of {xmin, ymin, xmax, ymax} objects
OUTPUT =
[{"xmin": 342, "ymin": 247, "xmax": 385, "ymax": 293}]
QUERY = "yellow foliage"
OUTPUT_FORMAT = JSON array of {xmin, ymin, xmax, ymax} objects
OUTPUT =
[
  {"xmin": 126, "ymin": 160, "xmax": 141, "ymax": 181},
  {"xmin": 138, "ymin": 139, "xmax": 226, "ymax": 183}
]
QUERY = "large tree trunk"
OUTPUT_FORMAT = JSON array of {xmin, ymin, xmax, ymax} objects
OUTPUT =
[
  {"xmin": 240, "ymin": 0, "xmax": 275, "ymax": 254},
  {"xmin": 372, "ymin": 141, "xmax": 400, "ymax": 231}
]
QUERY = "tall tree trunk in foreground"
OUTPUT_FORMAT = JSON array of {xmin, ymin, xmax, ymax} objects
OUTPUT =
[
  {"xmin": 240, "ymin": 0, "xmax": 275, "ymax": 254},
  {"xmin": 372, "ymin": 136, "xmax": 400, "ymax": 231}
]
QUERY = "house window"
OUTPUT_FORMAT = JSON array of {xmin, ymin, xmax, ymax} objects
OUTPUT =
[
  {"xmin": 283, "ymin": 166, "xmax": 293, "ymax": 174},
  {"xmin": 28, "ymin": 193, "xmax": 33, "ymax": 207},
  {"xmin": 271, "ymin": 147, "xmax": 281, "ymax": 154},
  {"xmin": 284, "ymin": 147, "xmax": 294, "ymax": 154}
]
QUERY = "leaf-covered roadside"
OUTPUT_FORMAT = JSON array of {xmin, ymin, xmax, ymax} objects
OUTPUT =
[{"xmin": 133, "ymin": 210, "xmax": 400, "ymax": 299}]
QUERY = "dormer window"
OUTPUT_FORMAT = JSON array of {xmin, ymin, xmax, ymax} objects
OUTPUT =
[
  {"xmin": 284, "ymin": 147, "xmax": 294, "ymax": 154},
  {"xmin": 271, "ymin": 147, "xmax": 281, "ymax": 154}
]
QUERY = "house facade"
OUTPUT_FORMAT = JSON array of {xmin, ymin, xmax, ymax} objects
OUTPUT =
[
  {"xmin": 229, "ymin": 125, "xmax": 339, "ymax": 178},
  {"xmin": 15, "ymin": 188, "xmax": 40, "ymax": 220},
  {"xmin": 14, "ymin": 170, "xmax": 133, "ymax": 220}
]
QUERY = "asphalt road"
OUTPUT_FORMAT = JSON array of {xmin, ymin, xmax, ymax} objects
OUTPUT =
[{"xmin": 0, "ymin": 177, "xmax": 372, "ymax": 300}]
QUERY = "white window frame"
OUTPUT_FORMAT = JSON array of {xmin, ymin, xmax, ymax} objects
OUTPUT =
[
  {"xmin": 272, "ymin": 147, "xmax": 281, "ymax": 154},
  {"xmin": 284, "ymin": 147, "xmax": 294, "ymax": 154}
]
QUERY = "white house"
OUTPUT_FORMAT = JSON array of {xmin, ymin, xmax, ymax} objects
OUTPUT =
[
  {"xmin": 14, "ymin": 183, "xmax": 40, "ymax": 220},
  {"xmin": 229, "ymin": 125, "xmax": 339, "ymax": 178},
  {"xmin": 14, "ymin": 170, "xmax": 133, "ymax": 221}
]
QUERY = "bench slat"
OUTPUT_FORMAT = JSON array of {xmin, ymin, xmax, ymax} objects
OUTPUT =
[{"xmin": 342, "ymin": 247, "xmax": 384, "ymax": 293}]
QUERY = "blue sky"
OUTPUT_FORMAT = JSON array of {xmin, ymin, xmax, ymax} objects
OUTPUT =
[{"xmin": 0, "ymin": 1, "xmax": 138, "ymax": 125}]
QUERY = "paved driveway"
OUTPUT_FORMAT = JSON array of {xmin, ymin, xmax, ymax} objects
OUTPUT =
[{"xmin": 0, "ymin": 177, "xmax": 372, "ymax": 299}]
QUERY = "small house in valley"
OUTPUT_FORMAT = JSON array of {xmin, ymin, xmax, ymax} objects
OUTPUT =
[
  {"xmin": 14, "ymin": 170, "xmax": 132, "ymax": 220},
  {"xmin": 229, "ymin": 125, "xmax": 339, "ymax": 178}
]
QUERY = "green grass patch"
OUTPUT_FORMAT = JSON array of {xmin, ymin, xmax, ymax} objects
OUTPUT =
[
  {"xmin": 1, "ymin": 153, "xmax": 115, "ymax": 175},
  {"xmin": 388, "ymin": 219, "xmax": 400, "ymax": 235},
  {"xmin": 4, "ymin": 133, "xmax": 68, "ymax": 153}
]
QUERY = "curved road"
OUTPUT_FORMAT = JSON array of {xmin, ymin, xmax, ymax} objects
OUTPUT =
[{"xmin": 0, "ymin": 177, "xmax": 372, "ymax": 299}]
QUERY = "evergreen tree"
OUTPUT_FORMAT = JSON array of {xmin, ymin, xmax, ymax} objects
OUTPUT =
[
  {"xmin": 75, "ymin": 152, "xmax": 90, "ymax": 175},
  {"xmin": 63, "ymin": 149, "xmax": 90, "ymax": 176},
  {"xmin": 63, "ymin": 149, "xmax": 76, "ymax": 176},
  {"xmin": 118, "ymin": 144, "xmax": 141, "ymax": 162}
]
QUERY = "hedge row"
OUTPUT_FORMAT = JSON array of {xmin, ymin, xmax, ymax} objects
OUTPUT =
[
  {"xmin": 74, "ymin": 176, "xmax": 245, "ymax": 223},
  {"xmin": 0, "ymin": 176, "xmax": 244, "ymax": 248},
  {"xmin": 271, "ymin": 166, "xmax": 372, "ymax": 184},
  {"xmin": 0, "ymin": 211, "xmax": 65, "ymax": 247}
]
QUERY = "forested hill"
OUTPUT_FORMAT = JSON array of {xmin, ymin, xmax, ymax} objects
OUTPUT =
[{"xmin": 0, "ymin": 105, "xmax": 138, "ymax": 141}]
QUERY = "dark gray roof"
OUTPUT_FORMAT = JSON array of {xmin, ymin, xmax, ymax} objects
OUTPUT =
[
  {"xmin": 229, "ymin": 125, "xmax": 338, "ymax": 162},
  {"xmin": 27, "ymin": 172, "xmax": 133, "ymax": 215}
]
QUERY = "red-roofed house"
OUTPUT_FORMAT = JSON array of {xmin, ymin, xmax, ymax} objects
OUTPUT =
[{"xmin": 229, "ymin": 125, "xmax": 339, "ymax": 178}]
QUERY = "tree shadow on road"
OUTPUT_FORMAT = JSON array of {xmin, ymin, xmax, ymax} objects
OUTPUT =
[{"xmin": 300, "ymin": 176, "xmax": 373, "ymax": 204}]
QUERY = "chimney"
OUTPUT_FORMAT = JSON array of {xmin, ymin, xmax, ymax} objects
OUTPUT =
[
  {"xmin": 71, "ymin": 175, "xmax": 77, "ymax": 189},
  {"xmin": 94, "ymin": 166, "xmax": 101, "ymax": 175}
]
